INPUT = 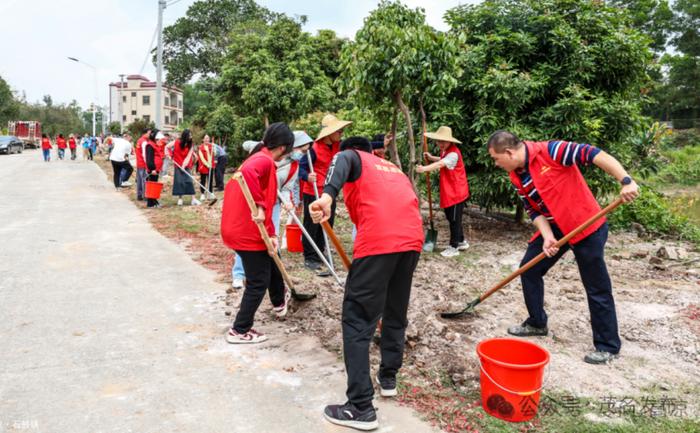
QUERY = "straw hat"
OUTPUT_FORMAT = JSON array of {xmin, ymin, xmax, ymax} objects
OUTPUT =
[
  {"xmin": 293, "ymin": 131, "xmax": 313, "ymax": 148},
  {"xmin": 316, "ymin": 114, "xmax": 352, "ymax": 141},
  {"xmin": 424, "ymin": 126, "xmax": 462, "ymax": 144}
]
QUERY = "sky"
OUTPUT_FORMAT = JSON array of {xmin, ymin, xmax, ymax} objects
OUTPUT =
[{"xmin": 0, "ymin": 0, "xmax": 473, "ymax": 111}]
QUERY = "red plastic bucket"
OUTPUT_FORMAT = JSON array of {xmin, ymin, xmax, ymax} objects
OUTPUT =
[
  {"xmin": 285, "ymin": 223, "xmax": 303, "ymax": 253},
  {"xmin": 145, "ymin": 181, "xmax": 164, "ymax": 200},
  {"xmin": 476, "ymin": 338, "xmax": 549, "ymax": 422}
]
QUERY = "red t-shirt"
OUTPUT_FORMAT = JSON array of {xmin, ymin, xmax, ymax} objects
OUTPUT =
[
  {"xmin": 41, "ymin": 138, "xmax": 52, "ymax": 150},
  {"xmin": 135, "ymin": 134, "xmax": 148, "ymax": 169}
]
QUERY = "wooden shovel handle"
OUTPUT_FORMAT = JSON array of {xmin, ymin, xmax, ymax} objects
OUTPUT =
[
  {"xmin": 479, "ymin": 197, "xmax": 624, "ymax": 303},
  {"xmin": 311, "ymin": 203, "xmax": 352, "ymax": 271},
  {"xmin": 233, "ymin": 173, "xmax": 295, "ymax": 289}
]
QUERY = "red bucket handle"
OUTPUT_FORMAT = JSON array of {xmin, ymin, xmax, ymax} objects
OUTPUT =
[{"xmin": 478, "ymin": 358, "xmax": 550, "ymax": 397}]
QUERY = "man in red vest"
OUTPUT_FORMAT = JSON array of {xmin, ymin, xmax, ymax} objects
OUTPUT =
[
  {"xmin": 416, "ymin": 126, "xmax": 470, "ymax": 257},
  {"xmin": 310, "ymin": 136, "xmax": 423, "ymax": 431},
  {"xmin": 299, "ymin": 114, "xmax": 351, "ymax": 271},
  {"xmin": 487, "ymin": 130, "xmax": 639, "ymax": 364}
]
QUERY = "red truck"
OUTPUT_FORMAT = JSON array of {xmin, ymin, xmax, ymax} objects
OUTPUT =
[{"xmin": 8, "ymin": 121, "xmax": 42, "ymax": 148}]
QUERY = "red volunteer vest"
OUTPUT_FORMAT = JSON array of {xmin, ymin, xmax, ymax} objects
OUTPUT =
[
  {"xmin": 172, "ymin": 140, "xmax": 194, "ymax": 169},
  {"xmin": 41, "ymin": 138, "xmax": 51, "ymax": 150},
  {"xmin": 439, "ymin": 144, "xmax": 470, "ymax": 208},
  {"xmin": 57, "ymin": 138, "xmax": 67, "ymax": 149},
  {"xmin": 509, "ymin": 141, "xmax": 604, "ymax": 245},
  {"xmin": 135, "ymin": 134, "xmax": 148, "ymax": 169},
  {"xmin": 343, "ymin": 151, "xmax": 424, "ymax": 259},
  {"xmin": 197, "ymin": 143, "xmax": 216, "ymax": 174},
  {"xmin": 221, "ymin": 148, "xmax": 278, "ymax": 251},
  {"xmin": 144, "ymin": 139, "xmax": 164, "ymax": 172},
  {"xmin": 68, "ymin": 138, "xmax": 76, "ymax": 149},
  {"xmin": 302, "ymin": 140, "xmax": 340, "ymax": 196}
]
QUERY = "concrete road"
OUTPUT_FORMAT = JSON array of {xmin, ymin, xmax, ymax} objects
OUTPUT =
[{"xmin": 0, "ymin": 150, "xmax": 438, "ymax": 433}]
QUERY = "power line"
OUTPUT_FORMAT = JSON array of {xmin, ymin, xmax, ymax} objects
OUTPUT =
[{"xmin": 140, "ymin": 25, "xmax": 159, "ymax": 75}]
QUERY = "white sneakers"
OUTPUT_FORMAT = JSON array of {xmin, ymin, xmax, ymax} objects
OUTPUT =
[
  {"xmin": 273, "ymin": 289, "xmax": 291, "ymax": 318},
  {"xmin": 177, "ymin": 198, "xmax": 183, "ymax": 206},
  {"xmin": 226, "ymin": 328, "xmax": 268, "ymax": 344},
  {"xmin": 232, "ymin": 278, "xmax": 244, "ymax": 289},
  {"xmin": 121, "ymin": 181, "xmax": 132, "ymax": 187},
  {"xmin": 200, "ymin": 194, "xmax": 206, "ymax": 201},
  {"xmin": 457, "ymin": 241, "xmax": 470, "ymax": 251},
  {"xmin": 441, "ymin": 246, "xmax": 460, "ymax": 257},
  {"xmin": 191, "ymin": 198, "xmax": 201, "ymax": 206}
]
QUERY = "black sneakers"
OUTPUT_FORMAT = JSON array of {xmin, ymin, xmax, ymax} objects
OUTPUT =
[
  {"xmin": 375, "ymin": 374, "xmax": 397, "ymax": 397},
  {"xmin": 304, "ymin": 260, "xmax": 321, "ymax": 271},
  {"xmin": 507, "ymin": 321, "xmax": 549, "ymax": 337},
  {"xmin": 323, "ymin": 402, "xmax": 378, "ymax": 431}
]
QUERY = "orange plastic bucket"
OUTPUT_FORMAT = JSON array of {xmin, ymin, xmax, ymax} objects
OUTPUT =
[
  {"xmin": 476, "ymin": 338, "xmax": 549, "ymax": 422},
  {"xmin": 144, "ymin": 181, "xmax": 164, "ymax": 200},
  {"xmin": 285, "ymin": 223, "xmax": 303, "ymax": 253}
]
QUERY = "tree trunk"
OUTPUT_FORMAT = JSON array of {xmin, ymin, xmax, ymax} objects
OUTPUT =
[
  {"xmin": 388, "ymin": 108, "xmax": 401, "ymax": 169},
  {"xmin": 418, "ymin": 98, "xmax": 433, "ymax": 219},
  {"xmin": 394, "ymin": 91, "xmax": 416, "ymax": 188},
  {"xmin": 263, "ymin": 114, "xmax": 269, "ymax": 129}
]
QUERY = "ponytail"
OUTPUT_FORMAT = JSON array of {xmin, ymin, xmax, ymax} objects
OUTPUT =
[{"xmin": 251, "ymin": 123, "xmax": 294, "ymax": 156}]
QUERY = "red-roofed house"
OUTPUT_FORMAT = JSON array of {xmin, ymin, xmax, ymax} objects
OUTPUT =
[{"xmin": 109, "ymin": 74, "xmax": 183, "ymax": 132}]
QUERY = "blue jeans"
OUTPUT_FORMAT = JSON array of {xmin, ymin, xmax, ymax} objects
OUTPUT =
[
  {"xmin": 58, "ymin": 148, "xmax": 65, "ymax": 159},
  {"xmin": 136, "ymin": 168, "xmax": 147, "ymax": 200},
  {"xmin": 42, "ymin": 149, "xmax": 50, "ymax": 161},
  {"xmin": 232, "ymin": 202, "xmax": 283, "ymax": 281},
  {"xmin": 520, "ymin": 222, "xmax": 621, "ymax": 354}
]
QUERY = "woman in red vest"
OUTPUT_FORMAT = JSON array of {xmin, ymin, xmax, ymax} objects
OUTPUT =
[
  {"xmin": 299, "ymin": 114, "xmax": 352, "ymax": 271},
  {"xmin": 68, "ymin": 134, "xmax": 77, "ymax": 160},
  {"xmin": 40, "ymin": 134, "xmax": 52, "ymax": 162},
  {"xmin": 196, "ymin": 134, "xmax": 216, "ymax": 201},
  {"xmin": 134, "ymin": 129, "xmax": 150, "ymax": 201},
  {"xmin": 221, "ymin": 123, "xmax": 295, "ymax": 344},
  {"xmin": 487, "ymin": 130, "xmax": 639, "ymax": 365},
  {"xmin": 310, "ymin": 136, "xmax": 423, "ymax": 431},
  {"xmin": 416, "ymin": 126, "xmax": 470, "ymax": 257},
  {"xmin": 167, "ymin": 129, "xmax": 200, "ymax": 206},
  {"xmin": 143, "ymin": 130, "xmax": 165, "ymax": 208},
  {"xmin": 56, "ymin": 134, "xmax": 67, "ymax": 160}
]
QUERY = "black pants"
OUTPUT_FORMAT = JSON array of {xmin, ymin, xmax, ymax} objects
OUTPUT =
[
  {"xmin": 443, "ymin": 201, "xmax": 465, "ymax": 247},
  {"xmin": 215, "ymin": 155, "xmax": 227, "ymax": 190},
  {"xmin": 199, "ymin": 173, "xmax": 213, "ymax": 194},
  {"xmin": 521, "ymin": 222, "xmax": 620, "ymax": 353},
  {"xmin": 302, "ymin": 193, "xmax": 336, "ymax": 263},
  {"xmin": 232, "ymin": 250, "xmax": 286, "ymax": 333},
  {"xmin": 343, "ymin": 251, "xmax": 420, "ymax": 408},
  {"xmin": 111, "ymin": 160, "xmax": 133, "ymax": 188},
  {"xmin": 146, "ymin": 173, "xmax": 159, "ymax": 207},
  {"xmin": 70, "ymin": 148, "xmax": 76, "ymax": 160}
]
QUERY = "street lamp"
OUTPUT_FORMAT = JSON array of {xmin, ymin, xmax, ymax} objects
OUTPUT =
[{"xmin": 67, "ymin": 56, "xmax": 98, "ymax": 137}]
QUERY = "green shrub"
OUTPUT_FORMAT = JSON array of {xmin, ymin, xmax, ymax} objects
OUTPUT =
[
  {"xmin": 663, "ymin": 128, "xmax": 700, "ymax": 148},
  {"xmin": 609, "ymin": 185, "xmax": 700, "ymax": 243},
  {"xmin": 654, "ymin": 146, "xmax": 700, "ymax": 185}
]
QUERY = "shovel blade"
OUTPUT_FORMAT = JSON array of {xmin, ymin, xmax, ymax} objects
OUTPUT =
[
  {"xmin": 291, "ymin": 288, "xmax": 316, "ymax": 301},
  {"xmin": 439, "ymin": 299, "xmax": 479, "ymax": 319},
  {"xmin": 423, "ymin": 228, "xmax": 438, "ymax": 252}
]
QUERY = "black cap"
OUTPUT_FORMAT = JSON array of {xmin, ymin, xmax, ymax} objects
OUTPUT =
[{"xmin": 340, "ymin": 136, "xmax": 371, "ymax": 153}]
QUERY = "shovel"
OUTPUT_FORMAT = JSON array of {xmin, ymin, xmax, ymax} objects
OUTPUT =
[
  {"xmin": 234, "ymin": 173, "xmax": 316, "ymax": 301},
  {"xmin": 312, "ymin": 204, "xmax": 351, "ymax": 271},
  {"xmin": 278, "ymin": 191, "xmax": 344, "ymax": 287},
  {"xmin": 308, "ymin": 155, "xmax": 336, "ymax": 273},
  {"xmin": 421, "ymin": 116, "xmax": 437, "ymax": 252},
  {"xmin": 440, "ymin": 198, "xmax": 624, "ymax": 319}
]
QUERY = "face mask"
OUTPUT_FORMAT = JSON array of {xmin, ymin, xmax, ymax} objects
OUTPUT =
[{"xmin": 290, "ymin": 150, "xmax": 304, "ymax": 161}]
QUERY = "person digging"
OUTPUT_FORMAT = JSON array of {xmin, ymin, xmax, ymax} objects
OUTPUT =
[
  {"xmin": 299, "ymin": 114, "xmax": 352, "ymax": 272},
  {"xmin": 415, "ymin": 126, "xmax": 470, "ymax": 257},
  {"xmin": 487, "ymin": 130, "xmax": 639, "ymax": 364},
  {"xmin": 310, "ymin": 136, "xmax": 423, "ymax": 431}
]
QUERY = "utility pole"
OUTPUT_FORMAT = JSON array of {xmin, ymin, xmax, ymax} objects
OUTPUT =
[
  {"xmin": 119, "ymin": 74, "xmax": 125, "ymax": 134},
  {"xmin": 155, "ymin": 0, "xmax": 166, "ymax": 130}
]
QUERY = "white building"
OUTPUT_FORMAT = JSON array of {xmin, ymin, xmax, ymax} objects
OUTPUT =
[{"xmin": 109, "ymin": 74, "xmax": 184, "ymax": 132}]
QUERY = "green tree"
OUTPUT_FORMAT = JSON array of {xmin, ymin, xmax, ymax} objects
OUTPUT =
[
  {"xmin": 0, "ymin": 75, "xmax": 19, "ymax": 126},
  {"xmin": 160, "ymin": 0, "xmax": 281, "ymax": 85},
  {"xmin": 340, "ymin": 1, "xmax": 458, "ymax": 184},
  {"xmin": 444, "ymin": 0, "xmax": 655, "ymax": 210},
  {"xmin": 609, "ymin": 0, "xmax": 674, "ymax": 52},
  {"xmin": 108, "ymin": 121, "xmax": 122, "ymax": 135},
  {"xmin": 126, "ymin": 118, "xmax": 156, "ymax": 138}
]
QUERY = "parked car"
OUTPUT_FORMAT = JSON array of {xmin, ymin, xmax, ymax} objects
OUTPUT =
[{"xmin": 0, "ymin": 136, "xmax": 25, "ymax": 154}]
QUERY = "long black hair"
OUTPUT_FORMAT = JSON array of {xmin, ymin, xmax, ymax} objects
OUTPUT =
[
  {"xmin": 149, "ymin": 129, "xmax": 159, "ymax": 142},
  {"xmin": 251, "ymin": 122, "xmax": 294, "ymax": 155},
  {"xmin": 180, "ymin": 129, "xmax": 193, "ymax": 149}
]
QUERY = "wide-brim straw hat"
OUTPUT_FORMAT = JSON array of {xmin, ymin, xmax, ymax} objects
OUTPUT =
[
  {"xmin": 424, "ymin": 126, "xmax": 462, "ymax": 144},
  {"xmin": 293, "ymin": 131, "xmax": 313, "ymax": 148},
  {"xmin": 316, "ymin": 114, "xmax": 352, "ymax": 141}
]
